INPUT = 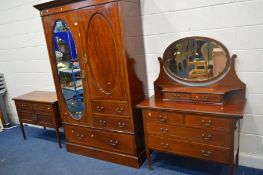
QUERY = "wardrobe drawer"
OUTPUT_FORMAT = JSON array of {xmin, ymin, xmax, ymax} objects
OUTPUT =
[
  {"xmin": 185, "ymin": 114, "xmax": 232, "ymax": 131},
  {"xmin": 94, "ymin": 115, "xmax": 132, "ymax": 131},
  {"xmin": 191, "ymin": 93, "xmax": 222, "ymax": 103},
  {"xmin": 143, "ymin": 110, "xmax": 183, "ymax": 125},
  {"xmin": 92, "ymin": 102, "xmax": 129, "ymax": 116},
  {"xmin": 64, "ymin": 125, "xmax": 135, "ymax": 155},
  {"xmin": 33, "ymin": 103, "xmax": 53, "ymax": 112},
  {"xmin": 148, "ymin": 135, "xmax": 230, "ymax": 163},
  {"xmin": 146, "ymin": 122, "xmax": 231, "ymax": 147},
  {"xmin": 163, "ymin": 92, "xmax": 190, "ymax": 101},
  {"xmin": 15, "ymin": 101, "xmax": 33, "ymax": 110}
]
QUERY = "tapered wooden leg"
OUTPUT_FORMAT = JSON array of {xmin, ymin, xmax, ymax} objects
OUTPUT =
[
  {"xmin": 229, "ymin": 162, "xmax": 234, "ymax": 175},
  {"xmin": 20, "ymin": 122, "xmax": 26, "ymax": 140},
  {"xmin": 146, "ymin": 148, "xmax": 153, "ymax": 170},
  {"xmin": 55, "ymin": 127, "xmax": 62, "ymax": 148},
  {"xmin": 235, "ymin": 148, "xmax": 239, "ymax": 166},
  {"xmin": 43, "ymin": 126, "xmax": 46, "ymax": 130}
]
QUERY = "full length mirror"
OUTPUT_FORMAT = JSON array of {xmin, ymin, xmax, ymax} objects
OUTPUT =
[
  {"xmin": 163, "ymin": 37, "xmax": 230, "ymax": 82},
  {"xmin": 53, "ymin": 20, "xmax": 84, "ymax": 120}
]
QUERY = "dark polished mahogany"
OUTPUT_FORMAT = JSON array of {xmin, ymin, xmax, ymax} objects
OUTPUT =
[
  {"xmin": 13, "ymin": 91, "xmax": 62, "ymax": 148},
  {"xmin": 137, "ymin": 37, "xmax": 246, "ymax": 175},
  {"xmin": 34, "ymin": 0, "xmax": 146, "ymax": 168}
]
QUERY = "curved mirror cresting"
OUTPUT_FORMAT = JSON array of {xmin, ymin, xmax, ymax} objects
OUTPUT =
[
  {"xmin": 165, "ymin": 39, "xmax": 228, "ymax": 81},
  {"xmin": 53, "ymin": 20, "xmax": 84, "ymax": 120}
]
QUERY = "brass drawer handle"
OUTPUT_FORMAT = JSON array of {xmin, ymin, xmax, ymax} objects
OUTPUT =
[
  {"xmin": 161, "ymin": 142, "xmax": 169, "ymax": 149},
  {"xmin": 159, "ymin": 115, "xmax": 167, "ymax": 122},
  {"xmin": 201, "ymin": 119, "xmax": 212, "ymax": 127},
  {"xmin": 76, "ymin": 134, "xmax": 85, "ymax": 140},
  {"xmin": 21, "ymin": 104, "xmax": 27, "ymax": 107},
  {"xmin": 173, "ymin": 94, "xmax": 181, "ymax": 98},
  {"xmin": 201, "ymin": 150, "xmax": 212, "ymax": 157},
  {"xmin": 109, "ymin": 139, "xmax": 118, "ymax": 147},
  {"xmin": 202, "ymin": 96, "xmax": 209, "ymax": 101},
  {"xmin": 117, "ymin": 122, "xmax": 126, "ymax": 128},
  {"xmin": 99, "ymin": 120, "xmax": 107, "ymax": 126},
  {"xmin": 201, "ymin": 133, "xmax": 213, "ymax": 141},
  {"xmin": 39, "ymin": 105, "xmax": 45, "ymax": 110},
  {"xmin": 160, "ymin": 128, "xmax": 169, "ymax": 134},
  {"xmin": 96, "ymin": 106, "xmax": 104, "ymax": 112},
  {"xmin": 115, "ymin": 107, "xmax": 124, "ymax": 113}
]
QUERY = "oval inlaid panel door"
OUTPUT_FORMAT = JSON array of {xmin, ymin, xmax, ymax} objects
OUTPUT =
[
  {"xmin": 53, "ymin": 20, "xmax": 85, "ymax": 120},
  {"xmin": 79, "ymin": 3, "xmax": 127, "ymax": 100}
]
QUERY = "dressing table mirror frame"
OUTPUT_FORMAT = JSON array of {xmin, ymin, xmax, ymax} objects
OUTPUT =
[
  {"xmin": 163, "ymin": 36, "xmax": 231, "ymax": 84},
  {"xmin": 154, "ymin": 36, "xmax": 246, "ymax": 105}
]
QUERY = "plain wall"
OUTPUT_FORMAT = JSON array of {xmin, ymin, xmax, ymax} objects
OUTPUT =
[{"xmin": 0, "ymin": 0, "xmax": 262, "ymax": 169}]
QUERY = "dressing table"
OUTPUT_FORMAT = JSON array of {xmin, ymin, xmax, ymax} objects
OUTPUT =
[{"xmin": 137, "ymin": 37, "xmax": 246, "ymax": 175}]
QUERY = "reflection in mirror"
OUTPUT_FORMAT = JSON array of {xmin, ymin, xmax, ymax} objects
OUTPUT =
[
  {"xmin": 53, "ymin": 20, "xmax": 84, "ymax": 120},
  {"xmin": 164, "ymin": 38, "xmax": 229, "ymax": 81}
]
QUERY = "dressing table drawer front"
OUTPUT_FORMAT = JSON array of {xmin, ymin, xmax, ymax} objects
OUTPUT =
[
  {"xmin": 92, "ymin": 102, "xmax": 129, "ymax": 116},
  {"xmin": 33, "ymin": 103, "xmax": 53, "ymax": 112},
  {"xmin": 64, "ymin": 125, "xmax": 135, "ymax": 155},
  {"xmin": 144, "ymin": 110, "xmax": 184, "ymax": 125},
  {"xmin": 185, "ymin": 114, "xmax": 232, "ymax": 131},
  {"xmin": 146, "ymin": 122, "xmax": 231, "ymax": 147},
  {"xmin": 94, "ymin": 115, "xmax": 132, "ymax": 131},
  {"xmin": 191, "ymin": 94, "xmax": 223, "ymax": 103},
  {"xmin": 17, "ymin": 110, "xmax": 34, "ymax": 123},
  {"xmin": 148, "ymin": 135, "xmax": 230, "ymax": 163},
  {"xmin": 163, "ymin": 92, "xmax": 190, "ymax": 101}
]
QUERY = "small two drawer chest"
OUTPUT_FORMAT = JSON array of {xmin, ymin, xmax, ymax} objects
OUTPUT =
[{"xmin": 13, "ymin": 91, "xmax": 62, "ymax": 147}]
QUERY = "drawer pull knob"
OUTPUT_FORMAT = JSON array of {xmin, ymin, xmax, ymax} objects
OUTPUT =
[
  {"xmin": 99, "ymin": 120, "xmax": 107, "ymax": 126},
  {"xmin": 160, "ymin": 128, "xmax": 169, "ymax": 134},
  {"xmin": 159, "ymin": 115, "xmax": 167, "ymax": 122},
  {"xmin": 90, "ymin": 134, "xmax": 94, "ymax": 138},
  {"xmin": 201, "ymin": 119, "xmax": 212, "ymax": 126},
  {"xmin": 161, "ymin": 142, "xmax": 169, "ymax": 149},
  {"xmin": 118, "ymin": 122, "xmax": 126, "ymax": 128},
  {"xmin": 96, "ymin": 106, "xmax": 104, "ymax": 112},
  {"xmin": 109, "ymin": 139, "xmax": 118, "ymax": 147},
  {"xmin": 76, "ymin": 134, "xmax": 85, "ymax": 140},
  {"xmin": 201, "ymin": 133, "xmax": 213, "ymax": 141},
  {"xmin": 115, "ymin": 108, "xmax": 124, "ymax": 113},
  {"xmin": 201, "ymin": 150, "xmax": 212, "ymax": 157}
]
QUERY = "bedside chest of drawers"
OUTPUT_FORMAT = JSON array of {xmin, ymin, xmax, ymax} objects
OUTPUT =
[{"xmin": 13, "ymin": 91, "xmax": 62, "ymax": 148}]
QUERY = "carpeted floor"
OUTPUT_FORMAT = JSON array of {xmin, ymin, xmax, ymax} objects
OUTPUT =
[{"xmin": 0, "ymin": 125, "xmax": 263, "ymax": 175}]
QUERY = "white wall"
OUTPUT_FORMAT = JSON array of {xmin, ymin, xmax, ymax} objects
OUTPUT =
[{"xmin": 0, "ymin": 0, "xmax": 262, "ymax": 170}]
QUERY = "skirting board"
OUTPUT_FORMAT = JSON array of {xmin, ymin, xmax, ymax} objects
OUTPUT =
[{"xmin": 239, "ymin": 152, "xmax": 263, "ymax": 170}]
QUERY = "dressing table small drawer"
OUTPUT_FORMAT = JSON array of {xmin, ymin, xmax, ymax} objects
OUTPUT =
[
  {"xmin": 148, "ymin": 135, "xmax": 230, "ymax": 163},
  {"xmin": 143, "ymin": 110, "xmax": 184, "ymax": 125},
  {"xmin": 94, "ymin": 115, "xmax": 132, "ymax": 131},
  {"xmin": 92, "ymin": 101, "xmax": 129, "ymax": 116},
  {"xmin": 191, "ymin": 94, "xmax": 223, "ymax": 103},
  {"xmin": 17, "ymin": 109, "xmax": 34, "ymax": 123},
  {"xmin": 163, "ymin": 92, "xmax": 190, "ymax": 101},
  {"xmin": 146, "ymin": 122, "xmax": 231, "ymax": 147},
  {"xmin": 185, "ymin": 114, "xmax": 232, "ymax": 131}
]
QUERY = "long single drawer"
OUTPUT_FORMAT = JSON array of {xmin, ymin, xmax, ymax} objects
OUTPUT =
[
  {"xmin": 185, "ymin": 114, "xmax": 233, "ymax": 131},
  {"xmin": 15, "ymin": 101, "xmax": 33, "ymax": 110},
  {"xmin": 64, "ymin": 125, "xmax": 135, "ymax": 155},
  {"xmin": 146, "ymin": 122, "xmax": 231, "ymax": 147},
  {"xmin": 94, "ymin": 115, "xmax": 132, "ymax": 131},
  {"xmin": 92, "ymin": 101, "xmax": 129, "ymax": 116},
  {"xmin": 148, "ymin": 135, "xmax": 230, "ymax": 163},
  {"xmin": 143, "ymin": 110, "xmax": 183, "ymax": 125}
]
